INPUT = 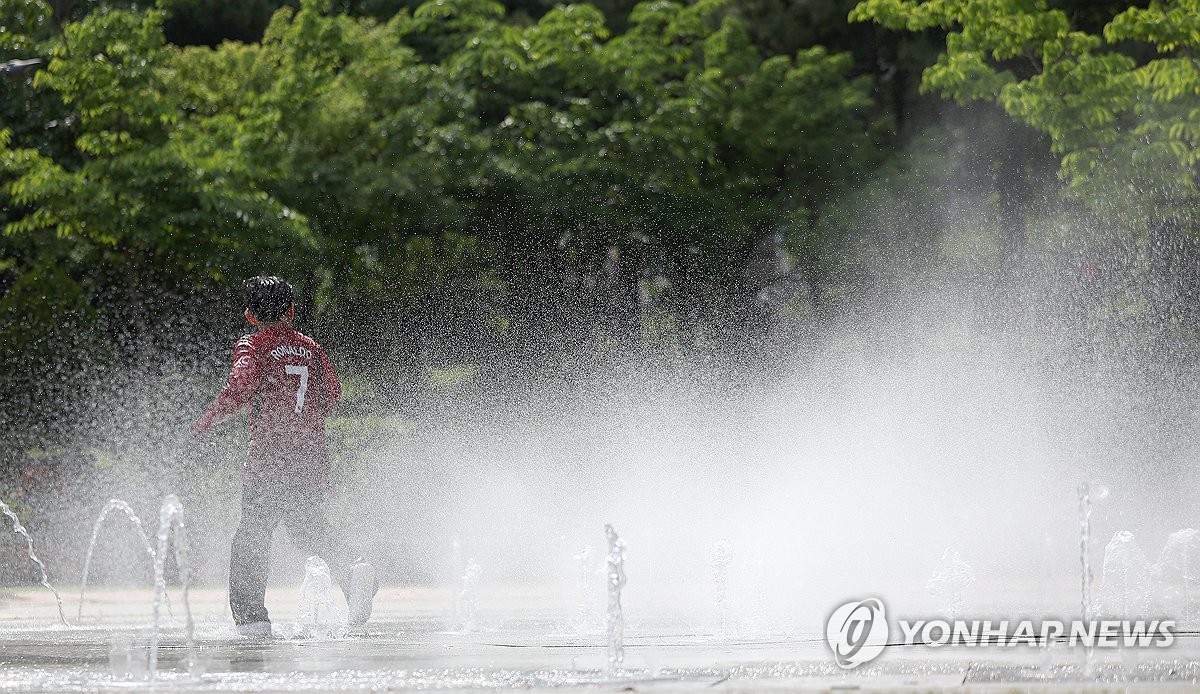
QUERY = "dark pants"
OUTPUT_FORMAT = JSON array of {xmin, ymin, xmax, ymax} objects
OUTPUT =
[{"xmin": 229, "ymin": 478, "xmax": 359, "ymax": 625}]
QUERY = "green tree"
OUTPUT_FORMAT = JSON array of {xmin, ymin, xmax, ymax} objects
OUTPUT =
[
  {"xmin": 165, "ymin": 0, "xmax": 496, "ymax": 397},
  {"xmin": 1, "ymin": 7, "xmax": 313, "ymax": 342},
  {"xmin": 851, "ymin": 0, "xmax": 1200, "ymax": 328},
  {"xmin": 407, "ymin": 0, "xmax": 880, "ymax": 361},
  {"xmin": 850, "ymin": 0, "xmax": 1199, "ymax": 226}
]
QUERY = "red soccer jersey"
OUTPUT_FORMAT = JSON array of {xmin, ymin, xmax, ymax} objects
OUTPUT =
[{"xmin": 193, "ymin": 324, "xmax": 341, "ymax": 485}]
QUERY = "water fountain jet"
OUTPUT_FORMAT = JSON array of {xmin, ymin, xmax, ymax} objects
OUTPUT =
[
  {"xmin": 1098, "ymin": 530, "xmax": 1151, "ymax": 617},
  {"xmin": 1077, "ymin": 482, "xmax": 1111, "ymax": 676},
  {"xmin": 77, "ymin": 499, "xmax": 166, "ymax": 621},
  {"xmin": 147, "ymin": 495, "xmax": 195, "ymax": 678},
  {"xmin": 1154, "ymin": 528, "xmax": 1200, "ymax": 627},
  {"xmin": 1077, "ymin": 481, "xmax": 1094, "ymax": 676},
  {"xmin": 926, "ymin": 547, "xmax": 974, "ymax": 621},
  {"xmin": 605, "ymin": 524, "xmax": 626, "ymax": 676},
  {"xmin": 455, "ymin": 558, "xmax": 481, "ymax": 633},
  {"xmin": 296, "ymin": 555, "xmax": 345, "ymax": 636},
  {"xmin": 0, "ymin": 498, "xmax": 68, "ymax": 626}
]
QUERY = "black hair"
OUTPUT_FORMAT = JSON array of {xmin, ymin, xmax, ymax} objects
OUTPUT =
[{"xmin": 244, "ymin": 276, "xmax": 294, "ymax": 322}]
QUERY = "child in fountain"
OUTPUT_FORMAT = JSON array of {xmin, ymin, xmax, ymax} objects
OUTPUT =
[{"xmin": 192, "ymin": 276, "xmax": 377, "ymax": 638}]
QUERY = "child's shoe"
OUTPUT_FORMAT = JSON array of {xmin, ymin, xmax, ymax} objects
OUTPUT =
[{"xmin": 235, "ymin": 620, "xmax": 273, "ymax": 639}]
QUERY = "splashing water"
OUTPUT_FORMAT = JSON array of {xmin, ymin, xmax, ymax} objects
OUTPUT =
[
  {"xmin": 1098, "ymin": 530, "xmax": 1151, "ymax": 618},
  {"xmin": 605, "ymin": 524, "xmax": 626, "ymax": 676},
  {"xmin": 1156, "ymin": 528, "xmax": 1200, "ymax": 625},
  {"xmin": 925, "ymin": 547, "xmax": 975, "ymax": 620},
  {"xmin": 0, "ymin": 499, "xmax": 68, "ymax": 626},
  {"xmin": 78, "ymin": 499, "xmax": 167, "ymax": 621},
  {"xmin": 148, "ymin": 495, "xmax": 195, "ymax": 678},
  {"xmin": 456, "ymin": 558, "xmax": 481, "ymax": 633},
  {"xmin": 296, "ymin": 556, "xmax": 345, "ymax": 634},
  {"xmin": 709, "ymin": 539, "xmax": 733, "ymax": 633},
  {"xmin": 1077, "ymin": 481, "xmax": 1108, "ymax": 677},
  {"xmin": 1100, "ymin": 530, "xmax": 1150, "ymax": 673},
  {"xmin": 109, "ymin": 632, "xmax": 139, "ymax": 680}
]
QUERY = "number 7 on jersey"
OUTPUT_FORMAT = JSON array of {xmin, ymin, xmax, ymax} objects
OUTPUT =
[{"xmin": 284, "ymin": 365, "xmax": 309, "ymax": 414}]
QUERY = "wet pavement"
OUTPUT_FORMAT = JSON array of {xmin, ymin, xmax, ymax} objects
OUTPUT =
[{"xmin": 2, "ymin": 587, "xmax": 1200, "ymax": 692}]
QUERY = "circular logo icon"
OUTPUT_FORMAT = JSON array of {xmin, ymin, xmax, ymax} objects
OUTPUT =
[{"xmin": 825, "ymin": 598, "xmax": 889, "ymax": 669}]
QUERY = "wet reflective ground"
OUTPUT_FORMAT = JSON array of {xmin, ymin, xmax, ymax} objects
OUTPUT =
[{"xmin": 3, "ymin": 588, "xmax": 1200, "ymax": 692}]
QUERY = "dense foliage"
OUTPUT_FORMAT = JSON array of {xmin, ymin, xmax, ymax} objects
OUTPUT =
[{"xmin": 0, "ymin": 0, "xmax": 1197, "ymax": 479}]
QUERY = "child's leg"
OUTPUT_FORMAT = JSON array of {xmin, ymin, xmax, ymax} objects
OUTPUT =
[
  {"xmin": 281, "ymin": 485, "xmax": 379, "ymax": 625},
  {"xmin": 280, "ymin": 488, "xmax": 361, "ymax": 583},
  {"xmin": 229, "ymin": 481, "xmax": 286, "ymax": 625}
]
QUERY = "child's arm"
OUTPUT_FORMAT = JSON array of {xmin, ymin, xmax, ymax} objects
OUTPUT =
[
  {"xmin": 318, "ymin": 346, "xmax": 341, "ymax": 416},
  {"xmin": 192, "ymin": 337, "xmax": 260, "ymax": 436}
]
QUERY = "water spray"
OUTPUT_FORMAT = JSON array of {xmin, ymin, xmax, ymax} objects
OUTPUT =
[
  {"xmin": 926, "ymin": 547, "xmax": 975, "ymax": 621},
  {"xmin": 1160, "ymin": 528, "xmax": 1199, "ymax": 626},
  {"xmin": 1077, "ymin": 481, "xmax": 1093, "ymax": 676},
  {"xmin": 296, "ymin": 555, "xmax": 345, "ymax": 635},
  {"xmin": 77, "ymin": 499, "xmax": 167, "ymax": 621},
  {"xmin": 604, "ymin": 524, "xmax": 626, "ymax": 676},
  {"xmin": 1077, "ymin": 481, "xmax": 1109, "ymax": 676},
  {"xmin": 0, "ymin": 499, "xmax": 68, "ymax": 626},
  {"xmin": 148, "ymin": 495, "xmax": 195, "ymax": 677},
  {"xmin": 456, "ymin": 558, "xmax": 481, "ymax": 633}
]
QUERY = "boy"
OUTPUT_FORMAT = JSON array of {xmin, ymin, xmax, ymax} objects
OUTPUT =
[{"xmin": 193, "ymin": 276, "xmax": 376, "ymax": 637}]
